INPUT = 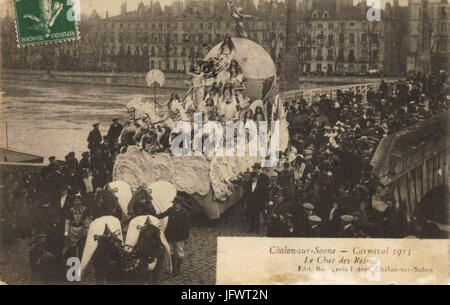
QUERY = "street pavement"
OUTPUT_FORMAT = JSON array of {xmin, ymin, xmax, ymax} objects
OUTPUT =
[{"xmin": 0, "ymin": 201, "xmax": 262, "ymax": 285}]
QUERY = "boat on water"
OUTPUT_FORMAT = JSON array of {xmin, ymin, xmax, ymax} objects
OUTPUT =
[
  {"xmin": 0, "ymin": 148, "xmax": 44, "ymax": 163},
  {"xmin": 0, "ymin": 148, "xmax": 45, "ymax": 176}
]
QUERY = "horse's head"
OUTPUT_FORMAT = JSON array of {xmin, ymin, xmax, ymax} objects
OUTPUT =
[
  {"xmin": 93, "ymin": 224, "xmax": 123, "ymax": 257},
  {"xmin": 94, "ymin": 188, "xmax": 122, "ymax": 219},
  {"xmin": 129, "ymin": 187, "xmax": 156, "ymax": 217},
  {"xmin": 134, "ymin": 217, "xmax": 165, "ymax": 260}
]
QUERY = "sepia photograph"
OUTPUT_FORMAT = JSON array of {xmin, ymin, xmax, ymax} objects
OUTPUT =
[{"xmin": 0, "ymin": 0, "xmax": 448, "ymax": 287}]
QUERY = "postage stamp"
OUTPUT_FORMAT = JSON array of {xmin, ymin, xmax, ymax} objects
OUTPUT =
[{"xmin": 13, "ymin": 0, "xmax": 79, "ymax": 47}]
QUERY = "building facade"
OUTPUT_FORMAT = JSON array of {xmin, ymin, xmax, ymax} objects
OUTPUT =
[
  {"xmin": 0, "ymin": 0, "xmax": 426, "ymax": 76},
  {"xmin": 407, "ymin": 0, "xmax": 449, "ymax": 73},
  {"xmin": 299, "ymin": 0, "xmax": 407, "ymax": 74}
]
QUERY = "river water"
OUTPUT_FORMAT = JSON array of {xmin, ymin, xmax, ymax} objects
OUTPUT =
[
  {"xmin": 0, "ymin": 78, "xmax": 345, "ymax": 162},
  {"xmin": 0, "ymin": 79, "xmax": 183, "ymax": 161}
]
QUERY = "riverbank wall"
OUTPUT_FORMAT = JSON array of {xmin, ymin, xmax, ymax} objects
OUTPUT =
[{"xmin": 0, "ymin": 69, "xmax": 398, "ymax": 90}]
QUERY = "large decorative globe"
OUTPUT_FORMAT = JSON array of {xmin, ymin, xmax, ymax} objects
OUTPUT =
[{"xmin": 204, "ymin": 38, "xmax": 277, "ymax": 101}]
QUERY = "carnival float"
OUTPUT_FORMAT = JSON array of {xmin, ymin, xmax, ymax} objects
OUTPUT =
[{"xmin": 111, "ymin": 37, "xmax": 289, "ymax": 219}]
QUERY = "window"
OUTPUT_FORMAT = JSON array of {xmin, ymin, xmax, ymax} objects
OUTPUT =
[
  {"xmin": 372, "ymin": 50, "xmax": 378, "ymax": 60},
  {"xmin": 327, "ymin": 49, "xmax": 334, "ymax": 61},
  {"xmin": 328, "ymin": 34, "xmax": 334, "ymax": 45},
  {"xmin": 328, "ymin": 23, "xmax": 334, "ymax": 30},
  {"xmin": 438, "ymin": 39, "xmax": 447, "ymax": 51},
  {"xmin": 362, "ymin": 33, "xmax": 367, "ymax": 42},
  {"xmin": 316, "ymin": 63, "xmax": 322, "ymax": 72},
  {"xmin": 305, "ymin": 63, "xmax": 311, "ymax": 72},
  {"xmin": 339, "ymin": 33, "xmax": 345, "ymax": 43},
  {"xmin": 316, "ymin": 48, "xmax": 323, "ymax": 61},
  {"xmin": 338, "ymin": 48, "xmax": 344, "ymax": 61},
  {"xmin": 317, "ymin": 32, "xmax": 325, "ymax": 45},
  {"xmin": 349, "ymin": 33, "xmax": 355, "ymax": 44},
  {"xmin": 349, "ymin": 49, "xmax": 355, "ymax": 61},
  {"xmin": 370, "ymin": 33, "xmax": 379, "ymax": 44}
]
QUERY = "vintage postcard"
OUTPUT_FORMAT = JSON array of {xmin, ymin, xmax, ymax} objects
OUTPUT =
[{"xmin": 0, "ymin": 0, "xmax": 448, "ymax": 288}]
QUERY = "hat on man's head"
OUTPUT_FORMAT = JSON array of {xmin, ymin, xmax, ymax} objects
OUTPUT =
[
  {"xmin": 308, "ymin": 215, "xmax": 322, "ymax": 222},
  {"xmin": 112, "ymin": 118, "xmax": 119, "ymax": 122},
  {"xmin": 252, "ymin": 163, "xmax": 261, "ymax": 169},
  {"xmin": 82, "ymin": 151, "xmax": 89, "ymax": 157},
  {"xmin": 302, "ymin": 203, "xmax": 314, "ymax": 210},
  {"xmin": 49, "ymin": 156, "xmax": 56, "ymax": 161},
  {"xmin": 340, "ymin": 215, "xmax": 354, "ymax": 222},
  {"xmin": 93, "ymin": 123, "xmax": 100, "ymax": 127}
]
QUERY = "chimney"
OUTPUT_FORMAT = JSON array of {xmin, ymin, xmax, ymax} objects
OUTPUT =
[
  {"xmin": 106, "ymin": 11, "xmax": 109, "ymax": 19},
  {"xmin": 360, "ymin": 0, "xmax": 368, "ymax": 16},
  {"xmin": 121, "ymin": 2, "xmax": 127, "ymax": 15},
  {"xmin": 336, "ymin": 0, "xmax": 343, "ymax": 14},
  {"xmin": 337, "ymin": 0, "xmax": 352, "ymax": 14}
]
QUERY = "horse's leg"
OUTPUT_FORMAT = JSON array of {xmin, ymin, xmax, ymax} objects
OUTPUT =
[
  {"xmin": 151, "ymin": 257, "xmax": 163, "ymax": 284},
  {"xmin": 171, "ymin": 254, "xmax": 178, "ymax": 275}
]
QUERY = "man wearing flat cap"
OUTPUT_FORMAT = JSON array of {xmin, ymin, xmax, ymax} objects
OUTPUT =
[{"xmin": 87, "ymin": 123, "xmax": 102, "ymax": 154}]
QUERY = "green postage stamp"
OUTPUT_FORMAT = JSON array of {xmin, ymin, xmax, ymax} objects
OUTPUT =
[{"xmin": 13, "ymin": 0, "xmax": 80, "ymax": 47}]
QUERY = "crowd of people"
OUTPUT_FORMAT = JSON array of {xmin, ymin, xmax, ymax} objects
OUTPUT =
[
  {"xmin": 0, "ymin": 118, "xmax": 125, "ymax": 280},
  {"xmin": 242, "ymin": 71, "xmax": 448, "ymax": 239}
]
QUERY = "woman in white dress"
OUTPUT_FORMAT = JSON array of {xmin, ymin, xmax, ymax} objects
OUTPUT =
[{"xmin": 187, "ymin": 62, "xmax": 205, "ymax": 113}]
